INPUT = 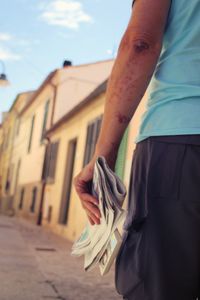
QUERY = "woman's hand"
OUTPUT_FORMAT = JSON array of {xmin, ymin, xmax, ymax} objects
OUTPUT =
[
  {"xmin": 73, "ymin": 153, "xmax": 117, "ymax": 226},
  {"xmin": 73, "ymin": 157, "xmax": 101, "ymax": 225}
]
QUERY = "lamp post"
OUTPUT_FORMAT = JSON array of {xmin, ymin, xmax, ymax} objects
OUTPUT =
[{"xmin": 0, "ymin": 60, "xmax": 10, "ymax": 87}]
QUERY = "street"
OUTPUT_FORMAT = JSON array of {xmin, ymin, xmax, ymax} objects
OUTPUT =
[{"xmin": 0, "ymin": 215, "xmax": 121, "ymax": 300}]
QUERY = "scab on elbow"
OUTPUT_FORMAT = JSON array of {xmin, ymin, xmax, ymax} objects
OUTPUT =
[
  {"xmin": 133, "ymin": 39, "xmax": 150, "ymax": 54},
  {"xmin": 132, "ymin": 35, "xmax": 162, "ymax": 56}
]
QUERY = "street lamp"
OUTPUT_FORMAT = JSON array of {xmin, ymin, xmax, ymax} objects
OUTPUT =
[{"xmin": 0, "ymin": 60, "xmax": 10, "ymax": 87}]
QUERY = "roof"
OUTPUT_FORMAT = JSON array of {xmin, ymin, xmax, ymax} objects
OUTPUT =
[
  {"xmin": 46, "ymin": 78, "xmax": 108, "ymax": 136},
  {"xmin": 19, "ymin": 70, "xmax": 58, "ymax": 116},
  {"xmin": 9, "ymin": 90, "xmax": 35, "ymax": 113},
  {"xmin": 18, "ymin": 59, "xmax": 114, "ymax": 118},
  {"xmin": 60, "ymin": 58, "xmax": 114, "ymax": 70},
  {"xmin": 0, "ymin": 91, "xmax": 35, "ymax": 125}
]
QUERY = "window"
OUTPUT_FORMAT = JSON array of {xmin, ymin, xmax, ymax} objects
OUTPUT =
[
  {"xmin": 42, "ymin": 141, "xmax": 59, "ymax": 182},
  {"xmin": 7, "ymin": 128, "xmax": 10, "ymax": 149},
  {"xmin": 15, "ymin": 118, "xmax": 21, "ymax": 137},
  {"xmin": 48, "ymin": 142, "xmax": 59, "ymax": 180},
  {"xmin": 59, "ymin": 138, "xmax": 77, "ymax": 225},
  {"xmin": 19, "ymin": 187, "xmax": 25, "ymax": 210},
  {"xmin": 5, "ymin": 164, "xmax": 13, "ymax": 193},
  {"xmin": 42, "ymin": 144, "xmax": 51, "ymax": 180},
  {"xmin": 27, "ymin": 115, "xmax": 35, "ymax": 153},
  {"xmin": 41, "ymin": 100, "xmax": 50, "ymax": 142},
  {"xmin": 30, "ymin": 187, "xmax": 37, "ymax": 213},
  {"xmin": 2, "ymin": 136, "xmax": 6, "ymax": 151},
  {"xmin": 0, "ymin": 140, "xmax": 3, "ymax": 154},
  {"xmin": 5, "ymin": 167, "xmax": 10, "ymax": 193},
  {"xmin": 14, "ymin": 159, "xmax": 21, "ymax": 194},
  {"xmin": 83, "ymin": 115, "xmax": 103, "ymax": 167},
  {"xmin": 47, "ymin": 206, "xmax": 53, "ymax": 223},
  {"xmin": 4, "ymin": 128, "xmax": 10, "ymax": 150}
]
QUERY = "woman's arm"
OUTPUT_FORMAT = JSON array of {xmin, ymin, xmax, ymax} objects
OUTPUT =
[
  {"xmin": 94, "ymin": 0, "xmax": 172, "ymax": 166},
  {"xmin": 73, "ymin": 0, "xmax": 172, "ymax": 225}
]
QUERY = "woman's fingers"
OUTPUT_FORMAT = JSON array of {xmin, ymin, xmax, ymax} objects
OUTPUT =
[
  {"xmin": 79, "ymin": 192, "xmax": 101, "ymax": 225},
  {"xmin": 86, "ymin": 211, "xmax": 100, "ymax": 225},
  {"xmin": 73, "ymin": 177, "xmax": 99, "ymax": 206},
  {"xmin": 82, "ymin": 200, "xmax": 101, "ymax": 219},
  {"xmin": 73, "ymin": 171, "xmax": 101, "ymax": 225},
  {"xmin": 87, "ymin": 214, "xmax": 95, "ymax": 225},
  {"xmin": 81, "ymin": 192, "xmax": 99, "ymax": 206}
]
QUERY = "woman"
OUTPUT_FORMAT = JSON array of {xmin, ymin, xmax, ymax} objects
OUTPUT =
[{"xmin": 74, "ymin": 0, "xmax": 200, "ymax": 299}]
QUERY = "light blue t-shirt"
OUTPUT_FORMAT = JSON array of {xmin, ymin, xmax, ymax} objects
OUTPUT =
[{"xmin": 134, "ymin": 0, "xmax": 200, "ymax": 143}]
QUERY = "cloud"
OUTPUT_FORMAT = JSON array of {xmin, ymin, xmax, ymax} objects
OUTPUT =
[
  {"xmin": 0, "ymin": 31, "xmax": 40, "ymax": 60},
  {"xmin": 0, "ymin": 47, "xmax": 21, "ymax": 61},
  {"xmin": 40, "ymin": 0, "xmax": 93, "ymax": 29},
  {"xmin": 0, "ymin": 32, "xmax": 21, "ymax": 61},
  {"xmin": 106, "ymin": 49, "xmax": 112, "ymax": 55},
  {"xmin": 0, "ymin": 33, "xmax": 12, "ymax": 41}
]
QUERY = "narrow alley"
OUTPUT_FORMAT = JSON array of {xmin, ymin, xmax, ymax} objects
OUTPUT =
[{"xmin": 0, "ymin": 215, "xmax": 121, "ymax": 300}]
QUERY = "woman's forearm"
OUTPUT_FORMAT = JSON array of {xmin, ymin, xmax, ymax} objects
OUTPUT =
[{"xmin": 94, "ymin": 28, "xmax": 162, "ymax": 161}]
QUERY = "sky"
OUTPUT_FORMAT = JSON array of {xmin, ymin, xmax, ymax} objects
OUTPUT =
[{"xmin": 0, "ymin": 0, "xmax": 133, "ymax": 122}]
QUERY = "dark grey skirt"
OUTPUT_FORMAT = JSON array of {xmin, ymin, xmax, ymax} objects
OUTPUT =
[{"xmin": 115, "ymin": 134, "xmax": 200, "ymax": 300}]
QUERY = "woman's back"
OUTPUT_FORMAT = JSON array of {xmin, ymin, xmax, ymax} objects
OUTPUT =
[{"xmin": 135, "ymin": 0, "xmax": 200, "ymax": 143}]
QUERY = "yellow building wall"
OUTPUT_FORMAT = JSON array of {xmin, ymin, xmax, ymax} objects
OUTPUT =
[
  {"xmin": 0, "ymin": 108, "xmax": 18, "ymax": 212},
  {"xmin": 12, "ymin": 84, "xmax": 56, "ymax": 221},
  {"xmin": 0, "ymin": 125, "xmax": 3, "ymax": 198},
  {"xmin": 20, "ymin": 85, "xmax": 54, "ymax": 183},
  {"xmin": 0, "ymin": 92, "xmax": 34, "ymax": 213},
  {"xmin": 43, "ymin": 92, "xmax": 106, "ymax": 241}
]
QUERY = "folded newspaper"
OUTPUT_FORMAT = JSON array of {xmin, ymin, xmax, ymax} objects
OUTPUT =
[{"xmin": 71, "ymin": 155, "xmax": 127, "ymax": 275}]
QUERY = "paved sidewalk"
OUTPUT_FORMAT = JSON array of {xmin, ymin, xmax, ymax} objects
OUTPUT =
[{"xmin": 0, "ymin": 215, "xmax": 122, "ymax": 300}]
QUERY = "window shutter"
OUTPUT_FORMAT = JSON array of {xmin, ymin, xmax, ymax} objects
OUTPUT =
[
  {"xmin": 28, "ymin": 115, "xmax": 35, "ymax": 153},
  {"xmin": 42, "ymin": 143, "xmax": 51, "ymax": 180},
  {"xmin": 83, "ymin": 115, "xmax": 103, "ymax": 167},
  {"xmin": 19, "ymin": 188, "xmax": 25, "ymax": 210},
  {"xmin": 48, "ymin": 141, "xmax": 59, "ymax": 180},
  {"xmin": 59, "ymin": 138, "xmax": 77, "ymax": 224},
  {"xmin": 30, "ymin": 187, "xmax": 37, "ymax": 212},
  {"xmin": 96, "ymin": 115, "xmax": 103, "ymax": 137},
  {"xmin": 42, "ymin": 141, "xmax": 59, "ymax": 181},
  {"xmin": 83, "ymin": 123, "xmax": 93, "ymax": 167},
  {"xmin": 16, "ymin": 118, "xmax": 21, "ymax": 136},
  {"xmin": 41, "ymin": 100, "xmax": 50, "ymax": 142},
  {"xmin": 90, "ymin": 121, "xmax": 98, "ymax": 159}
]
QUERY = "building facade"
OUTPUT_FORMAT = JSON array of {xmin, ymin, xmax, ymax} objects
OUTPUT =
[
  {"xmin": 12, "ymin": 71, "xmax": 58, "ymax": 223},
  {"xmin": 0, "ymin": 92, "xmax": 34, "ymax": 214},
  {"xmin": 12, "ymin": 60, "xmax": 115, "ymax": 225}
]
